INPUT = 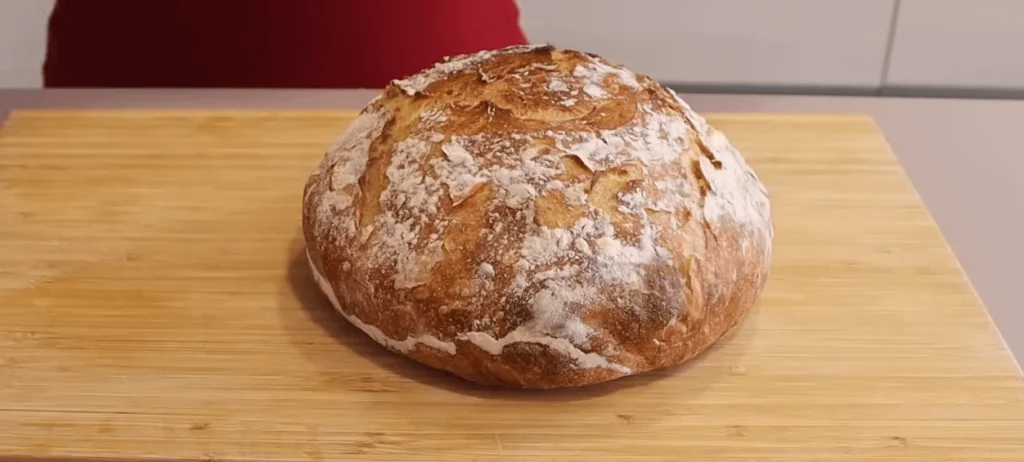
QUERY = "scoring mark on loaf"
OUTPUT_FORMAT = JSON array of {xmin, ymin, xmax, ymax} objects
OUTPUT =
[
  {"xmin": 306, "ymin": 45, "xmax": 773, "ymax": 379},
  {"xmin": 392, "ymin": 44, "xmax": 552, "ymax": 96}
]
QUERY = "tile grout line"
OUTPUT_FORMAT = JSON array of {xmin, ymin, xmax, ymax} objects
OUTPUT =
[{"xmin": 877, "ymin": 0, "xmax": 903, "ymax": 96}]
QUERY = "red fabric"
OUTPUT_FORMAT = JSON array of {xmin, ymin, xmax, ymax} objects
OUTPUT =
[{"xmin": 44, "ymin": 0, "xmax": 529, "ymax": 88}]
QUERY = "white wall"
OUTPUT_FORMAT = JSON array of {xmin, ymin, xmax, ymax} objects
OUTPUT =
[
  {"xmin": 885, "ymin": 0, "xmax": 1024, "ymax": 94},
  {"xmin": 1, "ymin": 0, "xmax": 1023, "ymax": 96},
  {"xmin": 519, "ymin": 0, "xmax": 895, "ymax": 90},
  {"xmin": 0, "ymin": 0, "xmax": 53, "ymax": 88}
]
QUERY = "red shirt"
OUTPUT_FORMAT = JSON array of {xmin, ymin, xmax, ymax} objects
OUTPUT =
[{"xmin": 44, "ymin": 0, "xmax": 529, "ymax": 88}]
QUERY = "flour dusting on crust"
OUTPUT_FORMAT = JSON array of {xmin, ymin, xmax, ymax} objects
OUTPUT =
[
  {"xmin": 393, "ymin": 44, "xmax": 551, "ymax": 96},
  {"xmin": 312, "ymin": 109, "xmax": 388, "ymax": 240},
  {"xmin": 303, "ymin": 45, "xmax": 773, "ymax": 388}
]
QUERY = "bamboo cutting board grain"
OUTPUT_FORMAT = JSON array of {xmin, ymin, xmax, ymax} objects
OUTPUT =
[{"xmin": 1, "ymin": 110, "xmax": 1022, "ymax": 462}]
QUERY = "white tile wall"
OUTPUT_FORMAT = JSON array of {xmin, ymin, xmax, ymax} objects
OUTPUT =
[
  {"xmin": 886, "ymin": 0, "xmax": 1024, "ymax": 92},
  {"xmin": 518, "ymin": 0, "xmax": 895, "ymax": 89}
]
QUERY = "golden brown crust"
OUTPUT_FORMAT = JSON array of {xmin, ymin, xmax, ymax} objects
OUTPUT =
[{"xmin": 302, "ymin": 44, "xmax": 773, "ymax": 389}]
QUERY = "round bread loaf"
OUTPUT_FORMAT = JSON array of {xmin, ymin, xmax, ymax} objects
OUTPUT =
[{"xmin": 302, "ymin": 44, "xmax": 773, "ymax": 389}]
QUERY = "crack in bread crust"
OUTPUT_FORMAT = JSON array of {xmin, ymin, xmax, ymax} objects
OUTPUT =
[{"xmin": 302, "ymin": 45, "xmax": 773, "ymax": 389}]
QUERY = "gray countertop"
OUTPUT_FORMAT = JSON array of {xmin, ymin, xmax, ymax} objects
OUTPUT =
[{"xmin": 2, "ymin": 89, "xmax": 1021, "ymax": 371}]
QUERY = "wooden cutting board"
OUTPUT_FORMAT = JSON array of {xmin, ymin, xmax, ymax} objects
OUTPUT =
[{"xmin": 1, "ymin": 109, "xmax": 1022, "ymax": 462}]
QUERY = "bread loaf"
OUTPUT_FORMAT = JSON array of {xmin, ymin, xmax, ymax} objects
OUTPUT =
[{"xmin": 302, "ymin": 44, "xmax": 773, "ymax": 389}]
